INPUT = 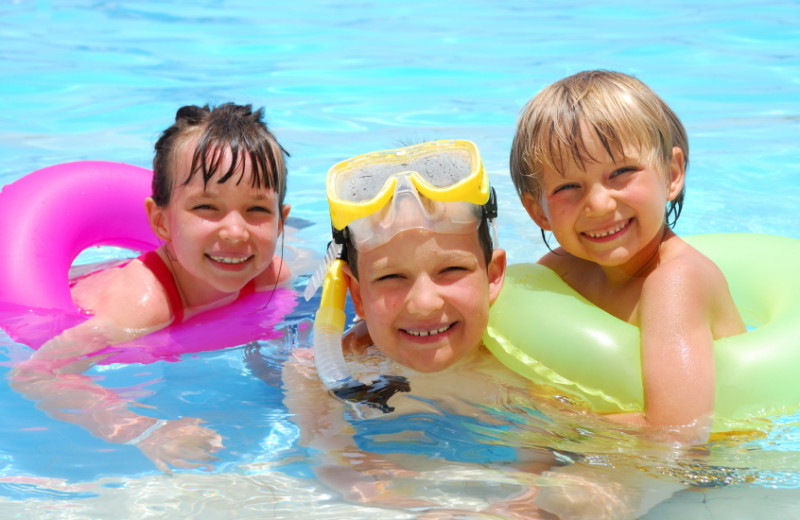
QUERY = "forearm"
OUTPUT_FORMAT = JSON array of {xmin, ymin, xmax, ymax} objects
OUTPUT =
[
  {"xmin": 9, "ymin": 365, "xmax": 156, "ymax": 443},
  {"xmin": 603, "ymin": 411, "xmax": 711, "ymax": 445}
]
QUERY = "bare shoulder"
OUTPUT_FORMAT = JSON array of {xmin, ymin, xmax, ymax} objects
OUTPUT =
[
  {"xmin": 409, "ymin": 350, "xmax": 530, "ymax": 403},
  {"xmin": 642, "ymin": 237, "xmax": 745, "ymax": 338},
  {"xmin": 537, "ymin": 247, "xmax": 590, "ymax": 276},
  {"xmin": 254, "ymin": 254, "xmax": 292, "ymax": 289},
  {"xmin": 646, "ymin": 238, "xmax": 728, "ymax": 296},
  {"xmin": 538, "ymin": 247, "xmax": 601, "ymax": 293},
  {"xmin": 71, "ymin": 258, "xmax": 173, "ymax": 333},
  {"xmin": 537, "ymin": 247, "xmax": 568, "ymax": 271}
]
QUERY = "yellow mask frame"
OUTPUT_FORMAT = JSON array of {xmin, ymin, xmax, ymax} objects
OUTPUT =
[{"xmin": 326, "ymin": 139, "xmax": 489, "ymax": 231}]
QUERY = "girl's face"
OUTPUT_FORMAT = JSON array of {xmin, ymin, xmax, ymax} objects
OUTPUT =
[
  {"xmin": 345, "ymin": 228, "xmax": 505, "ymax": 373},
  {"xmin": 523, "ymin": 128, "xmax": 684, "ymax": 275},
  {"xmin": 147, "ymin": 141, "xmax": 287, "ymax": 307}
]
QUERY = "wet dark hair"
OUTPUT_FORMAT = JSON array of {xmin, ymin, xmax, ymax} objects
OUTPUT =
[
  {"xmin": 151, "ymin": 103, "xmax": 289, "ymax": 219},
  {"xmin": 343, "ymin": 211, "xmax": 495, "ymax": 281}
]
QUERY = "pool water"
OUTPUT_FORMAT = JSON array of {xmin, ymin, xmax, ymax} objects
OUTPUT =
[{"xmin": 1, "ymin": 1, "xmax": 799, "ymax": 518}]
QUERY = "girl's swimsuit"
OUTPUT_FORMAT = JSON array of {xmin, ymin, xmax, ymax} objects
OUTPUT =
[{"xmin": 137, "ymin": 250, "xmax": 256, "ymax": 325}]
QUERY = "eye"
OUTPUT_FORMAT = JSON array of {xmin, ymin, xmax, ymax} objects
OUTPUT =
[
  {"xmin": 192, "ymin": 203, "xmax": 216, "ymax": 211},
  {"xmin": 610, "ymin": 166, "xmax": 637, "ymax": 179},
  {"xmin": 553, "ymin": 182, "xmax": 579, "ymax": 195},
  {"xmin": 248, "ymin": 205, "xmax": 273, "ymax": 214},
  {"xmin": 375, "ymin": 273, "xmax": 404, "ymax": 282}
]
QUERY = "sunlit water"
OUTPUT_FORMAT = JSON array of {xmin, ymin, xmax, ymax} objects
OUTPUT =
[{"xmin": 1, "ymin": 1, "xmax": 799, "ymax": 518}]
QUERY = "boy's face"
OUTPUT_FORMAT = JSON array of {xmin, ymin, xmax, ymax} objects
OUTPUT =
[
  {"xmin": 522, "ymin": 127, "xmax": 684, "ymax": 272},
  {"xmin": 344, "ymin": 228, "xmax": 505, "ymax": 373},
  {"xmin": 146, "ymin": 140, "xmax": 288, "ymax": 305}
]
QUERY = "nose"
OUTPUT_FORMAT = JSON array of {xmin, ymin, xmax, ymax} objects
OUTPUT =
[
  {"xmin": 405, "ymin": 275, "xmax": 444, "ymax": 316},
  {"xmin": 219, "ymin": 211, "xmax": 250, "ymax": 242},
  {"xmin": 584, "ymin": 182, "xmax": 617, "ymax": 217}
]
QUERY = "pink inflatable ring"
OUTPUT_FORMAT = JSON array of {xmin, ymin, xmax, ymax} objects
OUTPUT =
[{"xmin": 0, "ymin": 161, "xmax": 296, "ymax": 364}]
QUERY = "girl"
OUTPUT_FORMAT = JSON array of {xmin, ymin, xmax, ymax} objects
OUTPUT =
[{"xmin": 10, "ymin": 103, "xmax": 291, "ymax": 472}]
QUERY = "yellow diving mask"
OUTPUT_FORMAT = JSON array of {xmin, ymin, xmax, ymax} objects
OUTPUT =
[
  {"xmin": 330, "ymin": 139, "xmax": 495, "ymax": 252},
  {"xmin": 307, "ymin": 140, "xmax": 497, "ymax": 410},
  {"xmin": 327, "ymin": 139, "xmax": 490, "ymax": 231}
]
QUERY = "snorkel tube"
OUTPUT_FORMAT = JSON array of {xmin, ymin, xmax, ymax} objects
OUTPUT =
[{"xmin": 311, "ymin": 257, "xmax": 350, "ymax": 389}]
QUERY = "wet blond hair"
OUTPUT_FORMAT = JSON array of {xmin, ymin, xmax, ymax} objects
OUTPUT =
[{"xmin": 509, "ymin": 70, "xmax": 687, "ymax": 227}]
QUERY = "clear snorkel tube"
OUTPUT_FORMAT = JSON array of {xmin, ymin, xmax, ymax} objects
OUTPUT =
[
  {"xmin": 304, "ymin": 140, "xmax": 496, "ymax": 412},
  {"xmin": 310, "ymin": 256, "xmax": 351, "ymax": 389}
]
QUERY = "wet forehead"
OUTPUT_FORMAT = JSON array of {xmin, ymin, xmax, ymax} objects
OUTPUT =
[
  {"xmin": 548, "ymin": 124, "xmax": 644, "ymax": 177},
  {"xmin": 359, "ymin": 228, "xmax": 483, "ymax": 272}
]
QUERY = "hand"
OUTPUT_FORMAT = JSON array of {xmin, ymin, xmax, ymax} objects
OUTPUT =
[
  {"xmin": 136, "ymin": 417, "xmax": 224, "ymax": 474},
  {"xmin": 315, "ymin": 451, "xmax": 434, "ymax": 508},
  {"xmin": 534, "ymin": 468, "xmax": 637, "ymax": 520},
  {"xmin": 413, "ymin": 486, "xmax": 557, "ymax": 520},
  {"xmin": 342, "ymin": 319, "xmax": 371, "ymax": 354},
  {"xmin": 484, "ymin": 486, "xmax": 558, "ymax": 520}
]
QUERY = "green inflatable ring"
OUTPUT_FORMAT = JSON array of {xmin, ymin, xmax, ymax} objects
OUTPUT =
[{"xmin": 484, "ymin": 233, "xmax": 800, "ymax": 432}]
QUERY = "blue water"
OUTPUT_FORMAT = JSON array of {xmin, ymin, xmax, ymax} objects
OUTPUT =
[{"xmin": 1, "ymin": 1, "xmax": 799, "ymax": 518}]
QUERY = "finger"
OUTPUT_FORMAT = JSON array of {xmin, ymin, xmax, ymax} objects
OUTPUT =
[
  {"xmin": 205, "ymin": 434, "xmax": 225, "ymax": 450},
  {"xmin": 166, "ymin": 459, "xmax": 216, "ymax": 471},
  {"xmin": 153, "ymin": 458, "xmax": 173, "ymax": 475}
]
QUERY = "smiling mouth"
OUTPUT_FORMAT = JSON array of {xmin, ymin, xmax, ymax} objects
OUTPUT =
[
  {"xmin": 207, "ymin": 254, "xmax": 252, "ymax": 264},
  {"xmin": 402, "ymin": 323, "xmax": 454, "ymax": 337},
  {"xmin": 584, "ymin": 219, "xmax": 631, "ymax": 239}
]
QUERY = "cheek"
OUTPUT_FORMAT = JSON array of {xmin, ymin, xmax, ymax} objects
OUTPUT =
[
  {"xmin": 359, "ymin": 289, "xmax": 389, "ymax": 323},
  {"xmin": 539, "ymin": 199, "xmax": 569, "ymax": 227},
  {"xmin": 255, "ymin": 225, "xmax": 278, "ymax": 247},
  {"xmin": 550, "ymin": 197, "xmax": 578, "ymax": 218},
  {"xmin": 363, "ymin": 283, "xmax": 404, "ymax": 310},
  {"xmin": 452, "ymin": 278, "xmax": 490, "ymax": 317}
]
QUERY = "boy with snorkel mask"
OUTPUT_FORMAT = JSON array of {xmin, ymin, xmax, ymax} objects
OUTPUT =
[
  {"xmin": 306, "ymin": 139, "xmax": 507, "ymax": 411},
  {"xmin": 282, "ymin": 141, "xmax": 551, "ymax": 513}
]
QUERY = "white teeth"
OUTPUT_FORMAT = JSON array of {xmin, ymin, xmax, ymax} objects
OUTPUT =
[
  {"xmin": 587, "ymin": 222, "xmax": 626, "ymax": 238},
  {"xmin": 406, "ymin": 325, "xmax": 451, "ymax": 337},
  {"xmin": 210, "ymin": 255, "xmax": 250, "ymax": 264}
]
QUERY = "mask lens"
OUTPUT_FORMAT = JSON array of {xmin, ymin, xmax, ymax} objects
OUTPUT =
[
  {"xmin": 334, "ymin": 162, "xmax": 398, "ymax": 202},
  {"xmin": 333, "ymin": 147, "xmax": 474, "ymax": 202},
  {"xmin": 402, "ymin": 148, "xmax": 473, "ymax": 187}
]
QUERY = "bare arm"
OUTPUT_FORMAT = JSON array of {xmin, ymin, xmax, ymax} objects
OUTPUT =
[
  {"xmin": 605, "ymin": 260, "xmax": 717, "ymax": 444},
  {"xmin": 255, "ymin": 253, "xmax": 292, "ymax": 287},
  {"xmin": 279, "ymin": 348, "xmax": 435, "ymax": 508},
  {"xmin": 9, "ymin": 267, "xmax": 224, "ymax": 472}
]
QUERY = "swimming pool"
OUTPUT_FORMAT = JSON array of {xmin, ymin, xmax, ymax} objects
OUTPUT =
[{"xmin": 1, "ymin": 0, "xmax": 799, "ymax": 518}]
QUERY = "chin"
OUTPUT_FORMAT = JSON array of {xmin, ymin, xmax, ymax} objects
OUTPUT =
[{"xmin": 406, "ymin": 350, "xmax": 458, "ymax": 373}]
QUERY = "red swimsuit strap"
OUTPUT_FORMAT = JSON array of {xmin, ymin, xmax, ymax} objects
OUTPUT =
[
  {"xmin": 239, "ymin": 278, "xmax": 256, "ymax": 298},
  {"xmin": 137, "ymin": 250, "xmax": 185, "ymax": 325},
  {"xmin": 137, "ymin": 251, "xmax": 260, "ymax": 325}
]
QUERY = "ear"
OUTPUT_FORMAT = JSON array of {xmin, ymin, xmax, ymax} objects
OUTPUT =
[
  {"xmin": 487, "ymin": 248, "xmax": 507, "ymax": 306},
  {"xmin": 278, "ymin": 203, "xmax": 291, "ymax": 235},
  {"xmin": 145, "ymin": 197, "xmax": 171, "ymax": 242},
  {"xmin": 342, "ymin": 262, "xmax": 365, "ymax": 319},
  {"xmin": 666, "ymin": 146, "xmax": 686, "ymax": 201},
  {"xmin": 521, "ymin": 192, "xmax": 551, "ymax": 231}
]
